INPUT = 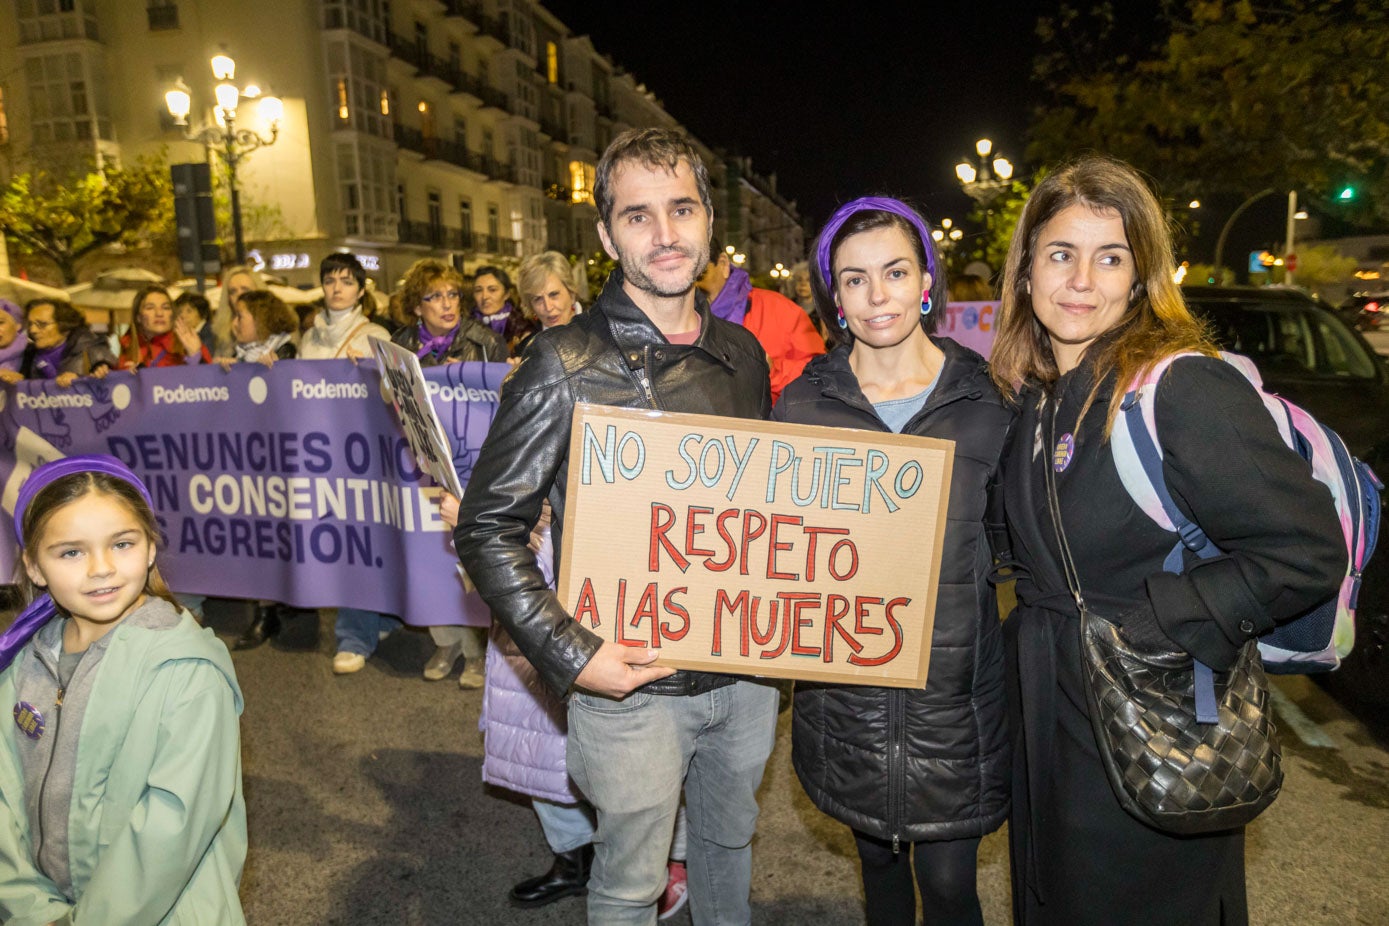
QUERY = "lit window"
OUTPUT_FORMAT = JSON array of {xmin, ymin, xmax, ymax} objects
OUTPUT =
[
  {"xmin": 0, "ymin": 87, "xmax": 8, "ymax": 144},
  {"xmin": 569, "ymin": 160, "xmax": 595, "ymax": 205},
  {"xmin": 417, "ymin": 100, "xmax": 428, "ymax": 113},
  {"xmin": 380, "ymin": 89, "xmax": 389, "ymax": 115},
  {"xmin": 546, "ymin": 42, "xmax": 558, "ymax": 84},
  {"xmin": 336, "ymin": 78, "xmax": 349, "ymax": 122}
]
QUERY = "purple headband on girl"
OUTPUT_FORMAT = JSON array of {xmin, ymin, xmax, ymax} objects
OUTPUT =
[
  {"xmin": 814, "ymin": 196, "xmax": 939, "ymax": 291},
  {"xmin": 13, "ymin": 454, "xmax": 153, "ymax": 544},
  {"xmin": 0, "ymin": 455, "xmax": 155, "ymax": 672}
]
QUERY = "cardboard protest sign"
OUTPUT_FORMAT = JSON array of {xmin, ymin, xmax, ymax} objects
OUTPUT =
[
  {"xmin": 371, "ymin": 337, "xmax": 465, "ymax": 498},
  {"xmin": 558, "ymin": 405, "xmax": 955, "ymax": 688}
]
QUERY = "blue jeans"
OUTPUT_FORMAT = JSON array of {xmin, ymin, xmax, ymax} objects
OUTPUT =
[
  {"xmin": 334, "ymin": 607, "xmax": 403, "ymax": 656},
  {"xmin": 567, "ymin": 679, "xmax": 778, "ymax": 926},
  {"xmin": 533, "ymin": 798, "xmax": 597, "ymax": 854}
]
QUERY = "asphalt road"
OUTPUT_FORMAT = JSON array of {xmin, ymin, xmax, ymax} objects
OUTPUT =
[{"xmin": 211, "ymin": 602, "xmax": 1389, "ymax": 926}]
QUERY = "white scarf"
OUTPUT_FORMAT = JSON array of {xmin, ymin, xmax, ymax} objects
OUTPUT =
[{"xmin": 234, "ymin": 331, "xmax": 293, "ymax": 363}]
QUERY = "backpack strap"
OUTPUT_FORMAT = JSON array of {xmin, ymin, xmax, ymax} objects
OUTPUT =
[{"xmin": 1111, "ymin": 351, "xmax": 1225, "ymax": 721}]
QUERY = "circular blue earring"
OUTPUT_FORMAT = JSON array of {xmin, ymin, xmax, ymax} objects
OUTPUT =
[
  {"xmin": 921, "ymin": 296, "xmax": 933, "ymax": 316},
  {"xmin": 836, "ymin": 309, "xmax": 848, "ymax": 330}
]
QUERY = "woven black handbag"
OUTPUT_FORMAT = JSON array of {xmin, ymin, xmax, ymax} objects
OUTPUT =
[
  {"xmin": 1079, "ymin": 608, "xmax": 1283, "ymax": 835},
  {"xmin": 1043, "ymin": 413, "xmax": 1283, "ymax": 835}
]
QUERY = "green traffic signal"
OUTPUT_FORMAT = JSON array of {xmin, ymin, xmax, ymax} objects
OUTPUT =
[{"xmin": 1338, "ymin": 186, "xmax": 1355, "ymax": 201}]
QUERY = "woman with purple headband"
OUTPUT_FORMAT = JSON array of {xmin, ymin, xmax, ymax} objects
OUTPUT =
[
  {"xmin": 773, "ymin": 197, "xmax": 1013, "ymax": 926},
  {"xmin": 0, "ymin": 455, "xmax": 247, "ymax": 922}
]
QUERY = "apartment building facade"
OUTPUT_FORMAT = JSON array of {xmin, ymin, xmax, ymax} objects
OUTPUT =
[{"xmin": 0, "ymin": 0, "xmax": 805, "ymax": 289}]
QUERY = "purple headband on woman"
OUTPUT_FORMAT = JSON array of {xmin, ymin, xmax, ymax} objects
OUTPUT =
[
  {"xmin": 0, "ymin": 299, "xmax": 21, "ymax": 323},
  {"xmin": 815, "ymin": 196, "xmax": 939, "ymax": 291},
  {"xmin": 0, "ymin": 455, "xmax": 155, "ymax": 672}
]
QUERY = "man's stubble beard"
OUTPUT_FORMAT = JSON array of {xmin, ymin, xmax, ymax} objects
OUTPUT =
[{"xmin": 617, "ymin": 241, "xmax": 712, "ymax": 300}]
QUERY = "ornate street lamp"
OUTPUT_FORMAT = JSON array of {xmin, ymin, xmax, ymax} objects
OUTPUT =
[
  {"xmin": 955, "ymin": 138, "xmax": 1014, "ymax": 208},
  {"xmin": 166, "ymin": 54, "xmax": 282, "ymax": 264}
]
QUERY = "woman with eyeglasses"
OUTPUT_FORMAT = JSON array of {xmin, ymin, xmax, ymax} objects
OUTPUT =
[
  {"xmin": 392, "ymin": 258, "xmax": 506, "ymax": 366},
  {"xmin": 9, "ymin": 298, "xmax": 115, "ymax": 387},
  {"xmin": 391, "ymin": 258, "xmax": 506, "ymax": 687}
]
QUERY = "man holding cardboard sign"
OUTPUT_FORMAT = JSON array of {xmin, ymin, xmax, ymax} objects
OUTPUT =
[{"xmin": 455, "ymin": 129, "xmax": 778, "ymax": 925}]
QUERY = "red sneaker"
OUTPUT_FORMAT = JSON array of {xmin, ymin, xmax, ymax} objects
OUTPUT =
[{"xmin": 657, "ymin": 860, "xmax": 688, "ymax": 920}]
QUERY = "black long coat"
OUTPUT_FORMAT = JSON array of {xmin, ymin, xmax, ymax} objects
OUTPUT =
[
  {"xmin": 1001, "ymin": 355, "xmax": 1344, "ymax": 926},
  {"xmin": 772, "ymin": 338, "xmax": 1014, "ymax": 844}
]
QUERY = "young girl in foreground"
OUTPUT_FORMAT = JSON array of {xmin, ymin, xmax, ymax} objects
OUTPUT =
[{"xmin": 0, "ymin": 455, "xmax": 247, "ymax": 925}]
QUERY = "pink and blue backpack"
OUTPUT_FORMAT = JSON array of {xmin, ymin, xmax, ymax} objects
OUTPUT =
[{"xmin": 1112, "ymin": 351, "xmax": 1382, "ymax": 688}]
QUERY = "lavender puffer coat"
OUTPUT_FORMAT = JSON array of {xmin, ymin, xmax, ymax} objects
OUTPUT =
[{"xmin": 477, "ymin": 524, "xmax": 581, "ymax": 804}]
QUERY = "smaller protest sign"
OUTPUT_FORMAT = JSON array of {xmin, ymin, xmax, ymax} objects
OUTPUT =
[
  {"xmin": 371, "ymin": 338, "xmax": 464, "ymax": 498},
  {"xmin": 938, "ymin": 301, "xmax": 998, "ymax": 358},
  {"xmin": 558, "ymin": 405, "xmax": 955, "ymax": 689}
]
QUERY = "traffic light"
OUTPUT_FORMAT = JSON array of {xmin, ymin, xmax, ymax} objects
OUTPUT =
[{"xmin": 1338, "ymin": 186, "xmax": 1356, "ymax": 201}]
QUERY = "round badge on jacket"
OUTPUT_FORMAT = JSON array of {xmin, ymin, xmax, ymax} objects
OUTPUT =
[{"xmin": 1053, "ymin": 433, "xmax": 1075, "ymax": 472}]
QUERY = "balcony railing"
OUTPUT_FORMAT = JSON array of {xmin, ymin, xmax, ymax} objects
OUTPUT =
[
  {"xmin": 321, "ymin": 8, "xmax": 388, "ymax": 44},
  {"xmin": 147, "ymin": 4, "xmax": 179, "ymax": 30},
  {"xmin": 393, "ymin": 122, "xmax": 515, "ymax": 183},
  {"xmin": 398, "ymin": 221, "xmax": 514, "ymax": 254},
  {"xmin": 387, "ymin": 33, "xmax": 510, "ymax": 111},
  {"xmin": 475, "ymin": 14, "xmax": 511, "ymax": 47},
  {"xmin": 443, "ymin": 0, "xmax": 484, "ymax": 23},
  {"xmin": 394, "ymin": 123, "xmax": 426, "ymax": 154}
]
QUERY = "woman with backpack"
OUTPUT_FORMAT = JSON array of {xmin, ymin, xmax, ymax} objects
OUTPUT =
[{"xmin": 989, "ymin": 155, "xmax": 1344, "ymax": 925}]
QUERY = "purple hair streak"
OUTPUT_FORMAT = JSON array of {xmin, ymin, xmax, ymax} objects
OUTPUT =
[{"xmin": 814, "ymin": 196, "xmax": 939, "ymax": 292}]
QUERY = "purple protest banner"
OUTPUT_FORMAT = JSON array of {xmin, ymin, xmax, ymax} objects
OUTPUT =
[
  {"xmin": 0, "ymin": 360, "xmax": 508, "ymax": 626},
  {"xmin": 938, "ymin": 300, "xmax": 999, "ymax": 358}
]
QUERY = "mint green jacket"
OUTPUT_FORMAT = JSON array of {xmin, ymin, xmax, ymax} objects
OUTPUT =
[{"xmin": 0, "ymin": 611, "xmax": 247, "ymax": 925}]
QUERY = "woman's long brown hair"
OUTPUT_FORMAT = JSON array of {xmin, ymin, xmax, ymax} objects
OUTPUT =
[{"xmin": 990, "ymin": 156, "xmax": 1217, "ymax": 435}]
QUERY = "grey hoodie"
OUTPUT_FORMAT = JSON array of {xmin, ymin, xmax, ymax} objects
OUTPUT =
[{"xmin": 11, "ymin": 597, "xmax": 182, "ymax": 898}]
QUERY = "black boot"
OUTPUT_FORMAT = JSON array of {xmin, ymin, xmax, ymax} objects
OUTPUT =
[
  {"xmin": 235, "ymin": 604, "xmax": 282, "ymax": 650},
  {"xmin": 508, "ymin": 844, "xmax": 593, "ymax": 908}
]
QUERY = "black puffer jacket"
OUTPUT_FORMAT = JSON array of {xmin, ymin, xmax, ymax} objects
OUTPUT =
[
  {"xmin": 773, "ymin": 338, "xmax": 1013, "ymax": 843},
  {"xmin": 455, "ymin": 270, "xmax": 771, "ymax": 698},
  {"xmin": 391, "ymin": 317, "xmax": 506, "ymax": 364}
]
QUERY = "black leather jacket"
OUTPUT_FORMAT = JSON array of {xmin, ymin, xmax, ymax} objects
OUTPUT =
[
  {"xmin": 455, "ymin": 270, "xmax": 772, "ymax": 697},
  {"xmin": 390, "ymin": 317, "xmax": 506, "ymax": 365}
]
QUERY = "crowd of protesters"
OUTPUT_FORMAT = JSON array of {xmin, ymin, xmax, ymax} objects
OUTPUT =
[{"xmin": 0, "ymin": 126, "xmax": 1347, "ymax": 926}]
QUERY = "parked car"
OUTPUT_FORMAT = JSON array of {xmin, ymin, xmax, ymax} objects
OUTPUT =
[
  {"xmin": 1337, "ymin": 292, "xmax": 1388, "ymax": 331},
  {"xmin": 1182, "ymin": 285, "xmax": 1388, "ymax": 706}
]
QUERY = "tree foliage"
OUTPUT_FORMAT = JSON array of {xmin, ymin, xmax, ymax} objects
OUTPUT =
[
  {"xmin": 0, "ymin": 156, "xmax": 173, "ymax": 283},
  {"xmin": 1028, "ymin": 0, "xmax": 1389, "ymax": 224}
]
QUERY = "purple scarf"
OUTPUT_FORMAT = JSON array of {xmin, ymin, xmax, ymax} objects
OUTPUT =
[
  {"xmin": 31, "ymin": 341, "xmax": 67, "ymax": 380},
  {"xmin": 473, "ymin": 303, "xmax": 513, "ymax": 337},
  {"xmin": 0, "ymin": 455, "xmax": 155, "ymax": 673},
  {"xmin": 415, "ymin": 322, "xmax": 458, "ymax": 360},
  {"xmin": 708, "ymin": 267, "xmax": 753, "ymax": 326}
]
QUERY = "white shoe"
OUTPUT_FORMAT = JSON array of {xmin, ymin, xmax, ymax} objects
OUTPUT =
[
  {"xmin": 333, "ymin": 651, "xmax": 366, "ymax": 675},
  {"xmin": 457, "ymin": 661, "xmax": 485, "ymax": 690},
  {"xmin": 423, "ymin": 642, "xmax": 465, "ymax": 681}
]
